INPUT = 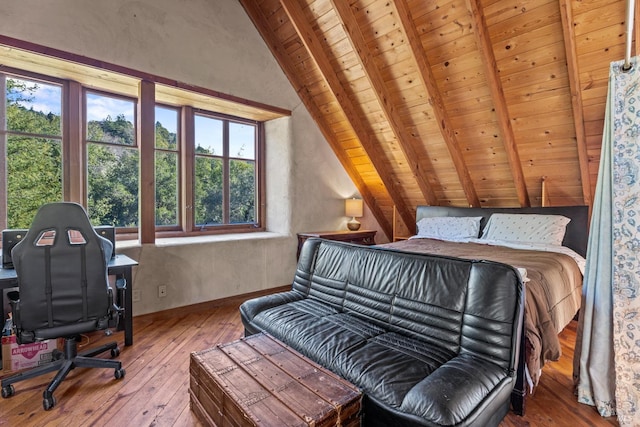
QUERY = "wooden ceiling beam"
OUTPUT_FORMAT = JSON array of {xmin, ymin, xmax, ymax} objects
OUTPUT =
[
  {"xmin": 239, "ymin": 0, "xmax": 394, "ymax": 237},
  {"xmin": 393, "ymin": 0, "xmax": 481, "ymax": 208},
  {"xmin": 559, "ymin": 0, "xmax": 592, "ymax": 207},
  {"xmin": 278, "ymin": 0, "xmax": 416, "ymax": 231},
  {"xmin": 329, "ymin": 0, "xmax": 439, "ymax": 207},
  {"xmin": 465, "ymin": 0, "xmax": 530, "ymax": 208}
]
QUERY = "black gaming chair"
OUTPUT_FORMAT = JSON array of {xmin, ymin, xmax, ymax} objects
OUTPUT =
[{"xmin": 0, "ymin": 202, "xmax": 125, "ymax": 410}]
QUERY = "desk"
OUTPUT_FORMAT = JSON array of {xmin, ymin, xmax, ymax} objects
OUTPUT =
[{"xmin": 0, "ymin": 254, "xmax": 138, "ymax": 347}]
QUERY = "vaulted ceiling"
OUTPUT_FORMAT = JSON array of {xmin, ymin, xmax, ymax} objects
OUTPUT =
[{"xmin": 240, "ymin": 0, "xmax": 633, "ymax": 237}]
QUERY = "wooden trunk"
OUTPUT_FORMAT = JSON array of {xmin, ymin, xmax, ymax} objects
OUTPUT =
[{"xmin": 190, "ymin": 333, "xmax": 362, "ymax": 427}]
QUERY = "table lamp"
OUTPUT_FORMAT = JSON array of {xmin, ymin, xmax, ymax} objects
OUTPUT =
[{"xmin": 345, "ymin": 198, "xmax": 363, "ymax": 231}]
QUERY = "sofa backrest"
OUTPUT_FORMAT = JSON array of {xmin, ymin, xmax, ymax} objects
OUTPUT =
[{"xmin": 294, "ymin": 238, "xmax": 524, "ymax": 370}]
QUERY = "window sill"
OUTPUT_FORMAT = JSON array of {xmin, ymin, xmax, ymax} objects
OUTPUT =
[{"xmin": 115, "ymin": 231, "xmax": 287, "ymax": 249}]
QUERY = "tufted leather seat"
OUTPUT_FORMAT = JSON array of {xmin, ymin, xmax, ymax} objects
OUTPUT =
[{"xmin": 240, "ymin": 238, "xmax": 524, "ymax": 427}]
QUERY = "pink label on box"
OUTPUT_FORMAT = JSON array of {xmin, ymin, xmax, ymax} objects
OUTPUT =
[{"xmin": 11, "ymin": 342, "xmax": 51, "ymax": 359}]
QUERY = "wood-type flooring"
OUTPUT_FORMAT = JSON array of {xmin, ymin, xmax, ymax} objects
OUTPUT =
[{"xmin": 0, "ymin": 290, "xmax": 619, "ymax": 426}]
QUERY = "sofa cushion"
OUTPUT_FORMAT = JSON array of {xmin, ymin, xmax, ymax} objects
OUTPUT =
[
  {"xmin": 306, "ymin": 240, "xmax": 354, "ymax": 307},
  {"xmin": 252, "ymin": 301, "xmax": 386, "ymax": 367},
  {"xmin": 334, "ymin": 332, "xmax": 455, "ymax": 409},
  {"xmin": 400, "ymin": 353, "xmax": 514, "ymax": 425}
]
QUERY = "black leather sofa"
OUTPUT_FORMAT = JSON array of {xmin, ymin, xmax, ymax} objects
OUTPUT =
[{"xmin": 240, "ymin": 238, "xmax": 524, "ymax": 427}]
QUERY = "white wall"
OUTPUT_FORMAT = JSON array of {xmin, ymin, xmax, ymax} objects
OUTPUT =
[{"xmin": 0, "ymin": 0, "xmax": 372, "ymax": 315}]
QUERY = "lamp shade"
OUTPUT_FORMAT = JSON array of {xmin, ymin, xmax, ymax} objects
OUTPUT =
[{"xmin": 345, "ymin": 198, "xmax": 363, "ymax": 218}]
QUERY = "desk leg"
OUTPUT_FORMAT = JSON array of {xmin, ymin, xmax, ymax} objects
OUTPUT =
[{"xmin": 124, "ymin": 267, "xmax": 133, "ymax": 346}]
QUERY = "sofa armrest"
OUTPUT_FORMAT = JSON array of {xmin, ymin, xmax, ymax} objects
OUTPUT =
[
  {"xmin": 400, "ymin": 353, "xmax": 514, "ymax": 426},
  {"xmin": 240, "ymin": 290, "xmax": 306, "ymax": 334}
]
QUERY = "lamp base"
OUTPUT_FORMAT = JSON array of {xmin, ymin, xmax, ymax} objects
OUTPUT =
[{"xmin": 347, "ymin": 217, "xmax": 361, "ymax": 231}]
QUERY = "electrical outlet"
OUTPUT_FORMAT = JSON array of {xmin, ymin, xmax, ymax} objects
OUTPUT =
[
  {"xmin": 158, "ymin": 285, "xmax": 167, "ymax": 298},
  {"xmin": 132, "ymin": 290, "xmax": 141, "ymax": 302}
]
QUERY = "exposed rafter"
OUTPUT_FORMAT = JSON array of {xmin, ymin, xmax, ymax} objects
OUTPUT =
[
  {"xmin": 239, "ymin": 0, "xmax": 394, "ymax": 237},
  {"xmin": 392, "ymin": 0, "xmax": 480, "ymax": 208},
  {"xmin": 239, "ymin": 0, "xmax": 625, "ymax": 235},
  {"xmin": 466, "ymin": 0, "xmax": 530, "ymax": 208},
  {"xmin": 330, "ymin": 0, "xmax": 439, "ymax": 207},
  {"xmin": 559, "ymin": 0, "xmax": 592, "ymax": 207},
  {"xmin": 278, "ymin": 0, "xmax": 416, "ymax": 230}
]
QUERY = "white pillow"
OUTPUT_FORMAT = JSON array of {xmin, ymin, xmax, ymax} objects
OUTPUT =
[
  {"xmin": 416, "ymin": 216, "xmax": 482, "ymax": 240},
  {"xmin": 481, "ymin": 213, "xmax": 570, "ymax": 246}
]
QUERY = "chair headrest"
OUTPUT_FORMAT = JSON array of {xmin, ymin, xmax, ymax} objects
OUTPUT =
[{"xmin": 17, "ymin": 202, "xmax": 112, "ymax": 257}]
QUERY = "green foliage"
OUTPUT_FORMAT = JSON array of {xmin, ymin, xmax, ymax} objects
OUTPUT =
[
  {"xmin": 230, "ymin": 159, "xmax": 256, "ymax": 223},
  {"xmin": 5, "ymin": 79, "xmax": 258, "ymax": 230},
  {"xmin": 193, "ymin": 151, "xmax": 256, "ymax": 226},
  {"xmin": 5, "ymin": 79, "xmax": 62, "ymax": 228},
  {"xmin": 195, "ymin": 156, "xmax": 223, "ymax": 225},
  {"xmin": 87, "ymin": 114, "xmax": 134, "ymax": 145},
  {"xmin": 7, "ymin": 136, "xmax": 62, "ymax": 228},
  {"xmin": 155, "ymin": 121, "xmax": 177, "ymax": 149},
  {"xmin": 87, "ymin": 144, "xmax": 139, "ymax": 227},
  {"xmin": 155, "ymin": 151, "xmax": 178, "ymax": 225}
]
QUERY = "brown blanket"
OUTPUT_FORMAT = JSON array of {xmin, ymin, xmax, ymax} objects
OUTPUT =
[{"xmin": 379, "ymin": 238, "xmax": 582, "ymax": 386}]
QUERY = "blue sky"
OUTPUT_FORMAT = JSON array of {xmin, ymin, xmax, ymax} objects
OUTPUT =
[
  {"xmin": 9, "ymin": 78, "xmax": 62, "ymax": 116},
  {"xmin": 194, "ymin": 115, "xmax": 255, "ymax": 158},
  {"xmin": 13, "ymin": 77, "xmax": 170, "ymax": 131},
  {"xmin": 9, "ymin": 76, "xmax": 254, "ymax": 157}
]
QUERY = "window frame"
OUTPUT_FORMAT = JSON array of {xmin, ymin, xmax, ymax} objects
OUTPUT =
[
  {"xmin": 1, "ymin": 67, "xmax": 268, "ymax": 242},
  {"xmin": 154, "ymin": 102, "xmax": 182, "ymax": 232},
  {"xmin": 84, "ymin": 88, "xmax": 140, "ymax": 233},
  {"xmin": 0, "ymin": 69, "xmax": 66, "ymax": 231},
  {"xmin": 191, "ymin": 109, "xmax": 263, "ymax": 233}
]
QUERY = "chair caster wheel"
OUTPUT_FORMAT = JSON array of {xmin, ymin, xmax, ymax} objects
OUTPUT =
[
  {"xmin": 43, "ymin": 395, "xmax": 56, "ymax": 410},
  {"xmin": 111, "ymin": 347, "xmax": 120, "ymax": 358},
  {"xmin": 115, "ymin": 368, "xmax": 126, "ymax": 379},
  {"xmin": 2, "ymin": 385, "xmax": 15, "ymax": 398},
  {"xmin": 52, "ymin": 349, "xmax": 64, "ymax": 360}
]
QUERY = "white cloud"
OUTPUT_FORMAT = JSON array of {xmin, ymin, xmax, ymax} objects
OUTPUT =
[
  {"xmin": 86, "ymin": 93, "xmax": 135, "ymax": 123},
  {"xmin": 11, "ymin": 78, "xmax": 62, "ymax": 115}
]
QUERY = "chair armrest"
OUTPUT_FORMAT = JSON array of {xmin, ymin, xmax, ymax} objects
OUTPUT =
[
  {"xmin": 240, "ymin": 290, "xmax": 306, "ymax": 334},
  {"xmin": 400, "ymin": 353, "xmax": 514, "ymax": 426}
]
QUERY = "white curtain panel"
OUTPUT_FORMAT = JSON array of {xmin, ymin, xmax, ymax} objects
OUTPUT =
[{"xmin": 574, "ymin": 57, "xmax": 640, "ymax": 426}]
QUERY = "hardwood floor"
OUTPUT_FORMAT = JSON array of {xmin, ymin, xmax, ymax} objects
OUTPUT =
[{"xmin": 0, "ymin": 292, "xmax": 619, "ymax": 427}]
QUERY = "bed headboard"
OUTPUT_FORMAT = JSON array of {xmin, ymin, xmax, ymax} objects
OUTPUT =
[{"xmin": 415, "ymin": 205, "xmax": 589, "ymax": 257}]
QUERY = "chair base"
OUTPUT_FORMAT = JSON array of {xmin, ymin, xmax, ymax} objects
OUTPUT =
[{"xmin": 1, "ymin": 335, "xmax": 125, "ymax": 410}]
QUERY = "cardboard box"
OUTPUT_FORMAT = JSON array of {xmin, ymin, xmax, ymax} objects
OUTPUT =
[{"xmin": 2, "ymin": 335, "xmax": 56, "ymax": 372}]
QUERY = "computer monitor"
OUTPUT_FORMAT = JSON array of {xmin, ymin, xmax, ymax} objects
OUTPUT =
[
  {"xmin": 2, "ymin": 225, "xmax": 116, "ymax": 268},
  {"xmin": 1, "ymin": 229, "xmax": 28, "ymax": 269},
  {"xmin": 94, "ymin": 226, "xmax": 116, "ymax": 259}
]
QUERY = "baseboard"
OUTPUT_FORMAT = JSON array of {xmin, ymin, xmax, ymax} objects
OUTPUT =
[{"xmin": 135, "ymin": 285, "xmax": 291, "ymax": 322}]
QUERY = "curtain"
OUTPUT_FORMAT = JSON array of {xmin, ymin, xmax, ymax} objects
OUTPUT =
[{"xmin": 574, "ymin": 57, "xmax": 640, "ymax": 426}]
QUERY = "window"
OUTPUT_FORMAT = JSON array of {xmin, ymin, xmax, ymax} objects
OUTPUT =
[
  {"xmin": 194, "ymin": 113, "xmax": 258, "ymax": 228},
  {"xmin": 1, "ymin": 74, "xmax": 63, "ymax": 229},
  {"xmin": 1, "ymin": 75, "xmax": 264, "ymax": 238},
  {"xmin": 194, "ymin": 114, "xmax": 224, "ymax": 226},
  {"xmin": 155, "ymin": 105, "xmax": 179, "ymax": 227},
  {"xmin": 85, "ymin": 91, "xmax": 139, "ymax": 228},
  {"xmin": 1, "ymin": 40, "xmax": 282, "ymax": 242},
  {"xmin": 229, "ymin": 121, "xmax": 257, "ymax": 224}
]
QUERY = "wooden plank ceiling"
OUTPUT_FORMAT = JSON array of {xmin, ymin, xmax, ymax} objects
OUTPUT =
[{"xmin": 240, "ymin": 0, "xmax": 633, "ymax": 238}]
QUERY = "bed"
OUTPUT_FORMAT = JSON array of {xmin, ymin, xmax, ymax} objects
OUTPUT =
[{"xmin": 379, "ymin": 205, "xmax": 588, "ymax": 414}]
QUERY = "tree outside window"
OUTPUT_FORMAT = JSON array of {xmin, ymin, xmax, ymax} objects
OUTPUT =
[
  {"xmin": 2, "ymin": 70, "xmax": 265, "ymax": 238},
  {"xmin": 2, "ymin": 75, "xmax": 62, "ymax": 229},
  {"xmin": 194, "ymin": 113, "xmax": 257, "ymax": 227},
  {"xmin": 155, "ymin": 105, "xmax": 179, "ymax": 226},
  {"xmin": 85, "ymin": 92, "xmax": 139, "ymax": 228}
]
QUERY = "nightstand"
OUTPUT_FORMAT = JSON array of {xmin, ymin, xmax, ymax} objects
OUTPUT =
[{"xmin": 296, "ymin": 230, "xmax": 377, "ymax": 259}]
